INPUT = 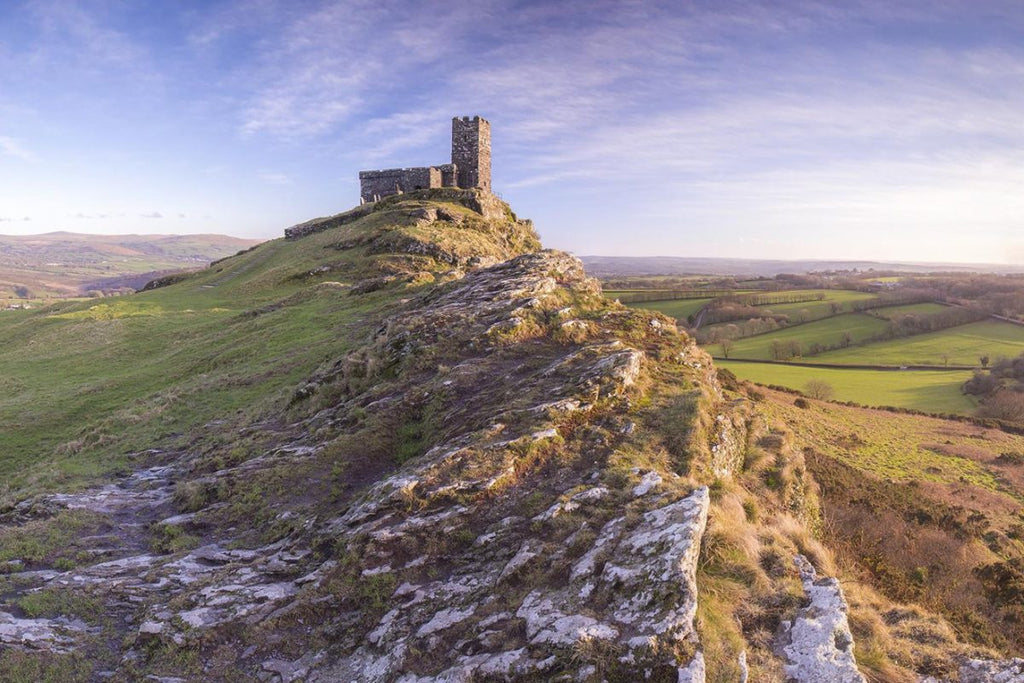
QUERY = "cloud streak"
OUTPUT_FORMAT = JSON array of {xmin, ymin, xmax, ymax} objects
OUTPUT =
[{"xmin": 0, "ymin": 136, "xmax": 37, "ymax": 163}]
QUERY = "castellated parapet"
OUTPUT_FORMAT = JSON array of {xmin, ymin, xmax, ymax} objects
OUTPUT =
[{"xmin": 359, "ymin": 116, "xmax": 491, "ymax": 203}]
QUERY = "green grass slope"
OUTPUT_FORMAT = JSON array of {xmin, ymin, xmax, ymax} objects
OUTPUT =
[{"xmin": 0, "ymin": 189, "xmax": 540, "ymax": 500}]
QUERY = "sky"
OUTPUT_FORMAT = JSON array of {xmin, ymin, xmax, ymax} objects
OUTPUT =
[{"xmin": 1, "ymin": 0, "xmax": 1023, "ymax": 265}]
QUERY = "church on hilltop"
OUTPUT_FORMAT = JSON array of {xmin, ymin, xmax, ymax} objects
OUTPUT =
[{"xmin": 358, "ymin": 116, "xmax": 491, "ymax": 203}]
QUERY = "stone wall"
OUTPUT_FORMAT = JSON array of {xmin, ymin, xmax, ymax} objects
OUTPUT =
[
  {"xmin": 284, "ymin": 203, "xmax": 376, "ymax": 240},
  {"xmin": 358, "ymin": 167, "xmax": 442, "ymax": 203},
  {"xmin": 438, "ymin": 163, "xmax": 457, "ymax": 188}
]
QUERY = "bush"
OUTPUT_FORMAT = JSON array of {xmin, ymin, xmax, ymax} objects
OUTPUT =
[
  {"xmin": 804, "ymin": 379, "xmax": 835, "ymax": 400},
  {"xmin": 979, "ymin": 391, "xmax": 1024, "ymax": 423}
]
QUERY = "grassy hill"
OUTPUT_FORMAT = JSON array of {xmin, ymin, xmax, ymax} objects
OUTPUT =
[
  {"xmin": 0, "ymin": 192, "xmax": 1021, "ymax": 681},
  {"xmin": 0, "ymin": 231, "xmax": 262, "ymax": 301},
  {"xmin": 0, "ymin": 191, "xmax": 538, "ymax": 496}
]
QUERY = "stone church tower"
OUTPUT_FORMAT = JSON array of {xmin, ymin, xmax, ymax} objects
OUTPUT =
[{"xmin": 451, "ymin": 116, "xmax": 491, "ymax": 192}]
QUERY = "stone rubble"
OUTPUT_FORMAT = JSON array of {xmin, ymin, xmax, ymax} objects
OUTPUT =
[{"xmin": 959, "ymin": 658, "xmax": 1024, "ymax": 683}]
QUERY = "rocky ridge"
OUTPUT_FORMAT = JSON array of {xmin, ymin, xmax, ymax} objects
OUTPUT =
[{"xmin": 0, "ymin": 191, "xmax": 1018, "ymax": 680}]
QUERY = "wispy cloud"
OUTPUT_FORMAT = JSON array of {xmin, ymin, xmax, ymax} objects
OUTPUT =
[
  {"xmin": 140, "ymin": 212, "xmax": 163, "ymax": 219},
  {"xmin": 258, "ymin": 171, "xmax": 292, "ymax": 186},
  {"xmin": 0, "ymin": 136, "xmax": 37, "ymax": 163},
  {"xmin": 23, "ymin": 0, "xmax": 152, "ymax": 80}
]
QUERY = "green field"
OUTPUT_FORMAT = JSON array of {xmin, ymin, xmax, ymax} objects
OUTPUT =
[
  {"xmin": 718, "ymin": 313, "xmax": 888, "ymax": 360},
  {"xmin": 719, "ymin": 361, "xmax": 976, "ymax": 413},
  {"xmin": 872, "ymin": 302, "xmax": 950, "ymax": 319},
  {"xmin": 624, "ymin": 297, "xmax": 713, "ymax": 321},
  {"xmin": 755, "ymin": 289, "xmax": 879, "ymax": 320},
  {"xmin": 813, "ymin": 320, "xmax": 1024, "ymax": 366}
]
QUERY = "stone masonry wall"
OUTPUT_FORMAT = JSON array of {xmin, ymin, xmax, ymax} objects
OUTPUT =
[{"xmin": 359, "ymin": 167, "xmax": 442, "ymax": 203}]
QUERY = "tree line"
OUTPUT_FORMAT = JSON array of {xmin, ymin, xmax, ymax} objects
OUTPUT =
[
  {"xmin": 964, "ymin": 352, "xmax": 1024, "ymax": 423},
  {"xmin": 612, "ymin": 289, "xmax": 737, "ymax": 304}
]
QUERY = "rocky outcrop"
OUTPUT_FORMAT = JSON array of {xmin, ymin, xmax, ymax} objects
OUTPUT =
[
  {"xmin": 311, "ymin": 486, "xmax": 710, "ymax": 681},
  {"xmin": 16, "ymin": 201, "xmax": 1002, "ymax": 682},
  {"xmin": 777, "ymin": 555, "xmax": 866, "ymax": 683},
  {"xmin": 0, "ymin": 245, "xmax": 728, "ymax": 680},
  {"xmin": 959, "ymin": 658, "xmax": 1024, "ymax": 682}
]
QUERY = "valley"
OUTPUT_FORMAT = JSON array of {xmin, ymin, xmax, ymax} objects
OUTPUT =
[
  {"xmin": 609, "ymin": 279, "xmax": 1024, "ymax": 417},
  {"xmin": 0, "ymin": 232, "xmax": 262, "ymax": 303}
]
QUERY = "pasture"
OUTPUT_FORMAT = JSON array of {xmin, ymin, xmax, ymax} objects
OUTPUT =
[
  {"xmin": 755, "ymin": 289, "xmax": 879, "ymax": 320},
  {"xmin": 871, "ymin": 302, "xmax": 950, "ymax": 318},
  {"xmin": 719, "ymin": 361, "xmax": 976, "ymax": 413},
  {"xmin": 628, "ymin": 297, "xmax": 714, "ymax": 322},
  {"xmin": 813, "ymin": 320, "xmax": 1024, "ymax": 367},
  {"xmin": 717, "ymin": 313, "xmax": 888, "ymax": 360}
]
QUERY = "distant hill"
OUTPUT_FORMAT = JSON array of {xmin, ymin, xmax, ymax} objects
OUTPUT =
[
  {"xmin": 0, "ymin": 231, "xmax": 263, "ymax": 299},
  {"xmin": 580, "ymin": 255, "xmax": 1024, "ymax": 277}
]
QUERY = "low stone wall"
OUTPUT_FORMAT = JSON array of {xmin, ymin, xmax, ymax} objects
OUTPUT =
[{"xmin": 284, "ymin": 204, "xmax": 375, "ymax": 240}]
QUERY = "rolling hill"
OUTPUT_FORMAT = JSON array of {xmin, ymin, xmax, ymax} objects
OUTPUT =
[
  {"xmin": 0, "ymin": 231, "xmax": 262, "ymax": 300},
  {"xmin": 0, "ymin": 190, "xmax": 1020, "ymax": 681}
]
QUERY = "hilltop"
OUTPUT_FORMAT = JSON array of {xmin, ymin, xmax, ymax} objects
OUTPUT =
[
  {"xmin": 0, "ymin": 189, "xmax": 1021, "ymax": 681},
  {"xmin": 0, "ymin": 231, "xmax": 262, "ymax": 300}
]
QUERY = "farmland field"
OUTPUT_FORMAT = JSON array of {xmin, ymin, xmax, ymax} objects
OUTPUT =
[
  {"xmin": 812, "ymin": 320, "xmax": 1024, "ymax": 366},
  {"xmin": 755, "ymin": 289, "xmax": 879, "ymax": 320},
  {"xmin": 626, "ymin": 297, "xmax": 713, "ymax": 321},
  {"xmin": 871, "ymin": 302, "xmax": 950, "ymax": 318},
  {"xmin": 717, "ymin": 313, "xmax": 888, "ymax": 360},
  {"xmin": 719, "ymin": 360, "xmax": 976, "ymax": 413}
]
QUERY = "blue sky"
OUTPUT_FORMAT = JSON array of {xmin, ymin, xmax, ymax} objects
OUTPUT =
[{"xmin": 1, "ymin": 0, "xmax": 1022, "ymax": 264}]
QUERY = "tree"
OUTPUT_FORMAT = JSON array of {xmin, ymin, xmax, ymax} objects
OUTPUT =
[
  {"xmin": 719, "ymin": 339, "xmax": 734, "ymax": 359},
  {"xmin": 941, "ymin": 353, "xmax": 950, "ymax": 367},
  {"xmin": 980, "ymin": 355, "xmax": 991, "ymax": 368},
  {"xmin": 804, "ymin": 379, "xmax": 835, "ymax": 400}
]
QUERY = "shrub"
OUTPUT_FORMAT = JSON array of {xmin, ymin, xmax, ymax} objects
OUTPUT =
[{"xmin": 804, "ymin": 379, "xmax": 835, "ymax": 401}]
